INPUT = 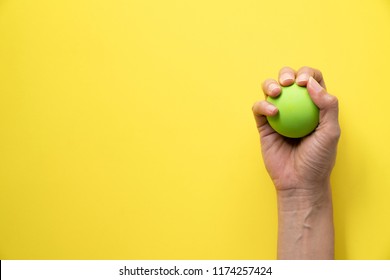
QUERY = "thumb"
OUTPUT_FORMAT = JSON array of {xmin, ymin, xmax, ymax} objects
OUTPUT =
[{"xmin": 307, "ymin": 76, "xmax": 340, "ymax": 138}]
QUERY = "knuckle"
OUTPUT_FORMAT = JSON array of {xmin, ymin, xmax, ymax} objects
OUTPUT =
[
  {"xmin": 261, "ymin": 79, "xmax": 271, "ymax": 90},
  {"xmin": 298, "ymin": 66, "xmax": 311, "ymax": 72},
  {"xmin": 315, "ymin": 67, "xmax": 323, "ymax": 76},
  {"xmin": 298, "ymin": 66, "xmax": 323, "ymax": 80},
  {"xmin": 251, "ymin": 102, "xmax": 258, "ymax": 112},
  {"xmin": 252, "ymin": 101, "xmax": 263, "ymax": 112},
  {"xmin": 327, "ymin": 94, "xmax": 339, "ymax": 107},
  {"xmin": 330, "ymin": 126, "xmax": 341, "ymax": 141},
  {"xmin": 280, "ymin": 66, "xmax": 294, "ymax": 73}
]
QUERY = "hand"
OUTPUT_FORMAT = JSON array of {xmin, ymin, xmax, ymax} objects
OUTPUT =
[
  {"xmin": 252, "ymin": 66, "xmax": 340, "ymax": 201},
  {"xmin": 253, "ymin": 66, "xmax": 340, "ymax": 259}
]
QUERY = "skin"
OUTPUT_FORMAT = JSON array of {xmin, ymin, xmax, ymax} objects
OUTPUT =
[{"xmin": 252, "ymin": 66, "xmax": 340, "ymax": 259}]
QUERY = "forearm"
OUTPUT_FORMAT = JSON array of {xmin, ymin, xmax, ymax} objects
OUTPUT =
[{"xmin": 276, "ymin": 184, "xmax": 334, "ymax": 260}]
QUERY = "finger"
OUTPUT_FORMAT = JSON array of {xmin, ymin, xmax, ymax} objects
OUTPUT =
[
  {"xmin": 252, "ymin": 100, "xmax": 278, "ymax": 117},
  {"xmin": 278, "ymin": 66, "xmax": 296, "ymax": 86},
  {"xmin": 296, "ymin": 66, "xmax": 327, "ymax": 89},
  {"xmin": 262, "ymin": 79, "xmax": 282, "ymax": 98},
  {"xmin": 252, "ymin": 100, "xmax": 278, "ymax": 128},
  {"xmin": 307, "ymin": 77, "xmax": 340, "ymax": 139}
]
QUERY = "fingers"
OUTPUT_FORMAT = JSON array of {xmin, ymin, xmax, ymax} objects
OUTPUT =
[
  {"xmin": 307, "ymin": 77, "xmax": 336, "ymax": 111},
  {"xmin": 255, "ymin": 66, "xmax": 337, "ymax": 138},
  {"xmin": 252, "ymin": 100, "xmax": 278, "ymax": 117},
  {"xmin": 252, "ymin": 100, "xmax": 278, "ymax": 128},
  {"xmin": 262, "ymin": 79, "xmax": 282, "ymax": 97},
  {"xmin": 264, "ymin": 66, "xmax": 325, "ymax": 96},
  {"xmin": 307, "ymin": 77, "xmax": 340, "ymax": 139},
  {"xmin": 296, "ymin": 66, "xmax": 326, "ymax": 89},
  {"xmin": 278, "ymin": 67, "xmax": 295, "ymax": 86}
]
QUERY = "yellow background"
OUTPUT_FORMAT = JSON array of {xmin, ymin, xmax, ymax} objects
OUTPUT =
[{"xmin": 0, "ymin": 0, "xmax": 390, "ymax": 259}]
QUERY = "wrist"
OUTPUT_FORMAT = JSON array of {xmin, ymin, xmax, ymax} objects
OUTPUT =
[
  {"xmin": 276, "ymin": 181, "xmax": 332, "ymax": 212},
  {"xmin": 276, "ymin": 183, "xmax": 334, "ymax": 259}
]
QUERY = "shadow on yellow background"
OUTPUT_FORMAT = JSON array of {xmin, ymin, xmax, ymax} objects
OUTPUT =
[{"xmin": 0, "ymin": 0, "xmax": 390, "ymax": 259}]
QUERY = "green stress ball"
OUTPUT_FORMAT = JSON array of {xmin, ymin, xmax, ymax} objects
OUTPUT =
[{"xmin": 266, "ymin": 83, "xmax": 319, "ymax": 138}]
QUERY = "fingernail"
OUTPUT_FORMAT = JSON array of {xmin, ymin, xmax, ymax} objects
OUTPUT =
[
  {"xmin": 267, "ymin": 104, "xmax": 278, "ymax": 114},
  {"xmin": 309, "ymin": 76, "xmax": 323, "ymax": 94},
  {"xmin": 296, "ymin": 73, "xmax": 309, "ymax": 84},
  {"xmin": 280, "ymin": 73, "xmax": 294, "ymax": 83},
  {"xmin": 269, "ymin": 83, "xmax": 280, "ymax": 95}
]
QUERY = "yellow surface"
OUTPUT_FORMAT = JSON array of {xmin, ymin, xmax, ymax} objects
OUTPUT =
[{"xmin": 0, "ymin": 0, "xmax": 389, "ymax": 260}]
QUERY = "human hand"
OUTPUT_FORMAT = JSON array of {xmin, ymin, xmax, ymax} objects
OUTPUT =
[
  {"xmin": 253, "ymin": 67, "xmax": 340, "ymax": 259},
  {"xmin": 252, "ymin": 66, "xmax": 340, "ymax": 206}
]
